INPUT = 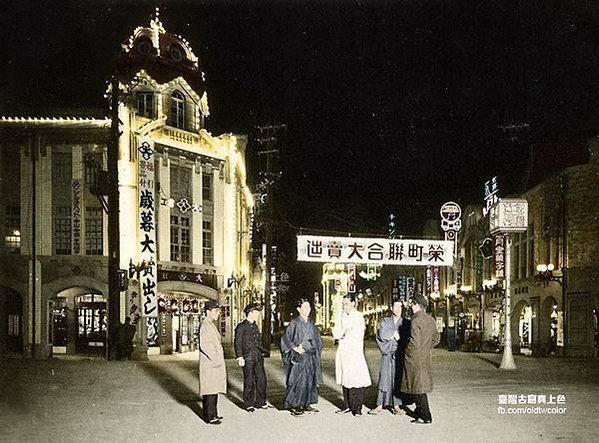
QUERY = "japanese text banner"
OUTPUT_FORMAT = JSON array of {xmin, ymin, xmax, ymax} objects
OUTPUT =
[
  {"xmin": 297, "ymin": 235, "xmax": 454, "ymax": 266},
  {"xmin": 137, "ymin": 136, "xmax": 158, "ymax": 317}
]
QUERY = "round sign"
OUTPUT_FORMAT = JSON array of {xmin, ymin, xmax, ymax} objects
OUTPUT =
[{"xmin": 440, "ymin": 201, "xmax": 462, "ymax": 222}]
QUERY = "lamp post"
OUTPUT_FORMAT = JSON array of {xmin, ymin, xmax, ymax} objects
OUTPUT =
[
  {"xmin": 535, "ymin": 263, "xmax": 564, "ymax": 287},
  {"xmin": 489, "ymin": 198, "xmax": 529, "ymax": 370}
]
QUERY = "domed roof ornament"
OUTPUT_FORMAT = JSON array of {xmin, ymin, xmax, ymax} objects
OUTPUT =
[
  {"xmin": 149, "ymin": 6, "xmax": 165, "ymax": 54},
  {"xmin": 150, "ymin": 7, "xmax": 165, "ymax": 33},
  {"xmin": 115, "ymin": 9, "xmax": 205, "ymax": 95}
]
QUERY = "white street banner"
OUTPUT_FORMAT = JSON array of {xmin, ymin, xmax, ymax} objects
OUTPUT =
[
  {"xmin": 297, "ymin": 235, "xmax": 454, "ymax": 266},
  {"xmin": 137, "ymin": 136, "xmax": 158, "ymax": 317}
]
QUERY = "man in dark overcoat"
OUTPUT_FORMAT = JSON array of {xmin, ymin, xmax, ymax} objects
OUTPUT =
[{"xmin": 401, "ymin": 293, "xmax": 440, "ymax": 424}]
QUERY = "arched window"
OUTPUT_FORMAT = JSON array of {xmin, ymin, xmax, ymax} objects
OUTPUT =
[{"xmin": 171, "ymin": 91, "xmax": 185, "ymax": 129}]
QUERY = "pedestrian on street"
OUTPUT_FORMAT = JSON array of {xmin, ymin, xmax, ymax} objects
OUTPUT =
[
  {"xmin": 199, "ymin": 299, "xmax": 227, "ymax": 425},
  {"xmin": 332, "ymin": 294, "xmax": 372, "ymax": 416},
  {"xmin": 234, "ymin": 303, "xmax": 269, "ymax": 412},
  {"xmin": 116, "ymin": 316, "xmax": 136, "ymax": 360},
  {"xmin": 280, "ymin": 298, "xmax": 323, "ymax": 417},
  {"xmin": 369, "ymin": 298, "xmax": 411, "ymax": 416},
  {"xmin": 401, "ymin": 293, "xmax": 440, "ymax": 424}
]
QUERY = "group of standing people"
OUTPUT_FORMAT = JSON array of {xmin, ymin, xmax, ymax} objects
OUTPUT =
[{"xmin": 197, "ymin": 292, "xmax": 439, "ymax": 425}]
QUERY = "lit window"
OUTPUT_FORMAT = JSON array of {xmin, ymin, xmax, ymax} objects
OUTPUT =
[
  {"xmin": 170, "ymin": 91, "xmax": 185, "ymax": 129},
  {"xmin": 4, "ymin": 205, "xmax": 20, "ymax": 254}
]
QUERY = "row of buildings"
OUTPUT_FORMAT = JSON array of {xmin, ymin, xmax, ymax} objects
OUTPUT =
[
  {"xmin": 312, "ymin": 139, "xmax": 599, "ymax": 358},
  {"xmin": 0, "ymin": 13, "xmax": 260, "ymax": 359},
  {"xmin": 444, "ymin": 139, "xmax": 599, "ymax": 357}
]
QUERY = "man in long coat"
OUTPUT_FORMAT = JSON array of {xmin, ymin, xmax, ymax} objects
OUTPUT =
[
  {"xmin": 401, "ymin": 293, "xmax": 440, "ymax": 424},
  {"xmin": 199, "ymin": 299, "xmax": 227, "ymax": 425},
  {"xmin": 280, "ymin": 299, "xmax": 323, "ymax": 416},
  {"xmin": 332, "ymin": 294, "xmax": 371, "ymax": 416},
  {"xmin": 370, "ymin": 299, "xmax": 410, "ymax": 415}
]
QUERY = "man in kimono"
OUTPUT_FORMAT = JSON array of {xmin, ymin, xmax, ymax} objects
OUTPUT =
[
  {"xmin": 401, "ymin": 293, "xmax": 440, "ymax": 424},
  {"xmin": 369, "ymin": 298, "xmax": 411, "ymax": 415},
  {"xmin": 332, "ymin": 294, "xmax": 372, "ymax": 416},
  {"xmin": 234, "ymin": 303, "xmax": 269, "ymax": 412},
  {"xmin": 280, "ymin": 298, "xmax": 323, "ymax": 416},
  {"xmin": 199, "ymin": 300, "xmax": 227, "ymax": 425}
]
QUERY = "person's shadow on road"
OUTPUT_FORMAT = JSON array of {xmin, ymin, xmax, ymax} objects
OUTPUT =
[{"xmin": 139, "ymin": 361, "xmax": 205, "ymax": 422}]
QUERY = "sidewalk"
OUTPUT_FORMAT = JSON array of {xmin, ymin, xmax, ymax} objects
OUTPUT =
[{"xmin": 1, "ymin": 343, "xmax": 598, "ymax": 442}]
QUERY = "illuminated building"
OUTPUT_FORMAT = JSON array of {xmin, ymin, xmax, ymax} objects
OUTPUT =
[{"xmin": 0, "ymin": 11, "xmax": 255, "ymax": 358}]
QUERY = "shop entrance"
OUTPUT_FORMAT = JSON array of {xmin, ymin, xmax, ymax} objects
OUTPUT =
[{"xmin": 75, "ymin": 293, "xmax": 107, "ymax": 354}]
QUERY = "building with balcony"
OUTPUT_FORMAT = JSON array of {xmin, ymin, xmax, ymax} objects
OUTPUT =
[{"xmin": 0, "ymin": 12, "xmax": 255, "ymax": 359}]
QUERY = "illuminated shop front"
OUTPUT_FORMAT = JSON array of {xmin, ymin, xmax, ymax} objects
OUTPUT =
[{"xmin": 0, "ymin": 11, "xmax": 255, "ymax": 359}]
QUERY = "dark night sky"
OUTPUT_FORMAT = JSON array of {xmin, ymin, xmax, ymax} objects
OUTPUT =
[{"xmin": 3, "ymin": 0, "xmax": 599, "ymax": 236}]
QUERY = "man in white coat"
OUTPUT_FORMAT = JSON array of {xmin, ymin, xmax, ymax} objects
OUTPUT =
[
  {"xmin": 199, "ymin": 299, "xmax": 227, "ymax": 425},
  {"xmin": 332, "ymin": 294, "xmax": 372, "ymax": 416}
]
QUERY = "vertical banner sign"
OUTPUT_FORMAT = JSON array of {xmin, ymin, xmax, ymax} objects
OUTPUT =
[
  {"xmin": 432, "ymin": 266, "xmax": 440, "ymax": 296},
  {"xmin": 392, "ymin": 279, "xmax": 399, "ymax": 300},
  {"xmin": 126, "ymin": 279, "xmax": 141, "ymax": 324},
  {"xmin": 347, "ymin": 264, "xmax": 357, "ymax": 293},
  {"xmin": 425, "ymin": 266, "xmax": 432, "ymax": 296},
  {"xmin": 407, "ymin": 277, "xmax": 415, "ymax": 297},
  {"xmin": 137, "ymin": 137, "xmax": 158, "ymax": 318},
  {"xmin": 494, "ymin": 235, "xmax": 505, "ymax": 280},
  {"xmin": 556, "ymin": 311, "xmax": 564, "ymax": 347},
  {"xmin": 475, "ymin": 253, "xmax": 483, "ymax": 290},
  {"xmin": 398, "ymin": 276, "xmax": 407, "ymax": 301},
  {"xmin": 72, "ymin": 179, "xmax": 82, "ymax": 255},
  {"xmin": 482, "ymin": 176, "xmax": 499, "ymax": 217}
]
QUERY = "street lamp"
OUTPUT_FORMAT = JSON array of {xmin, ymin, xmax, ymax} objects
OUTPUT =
[
  {"xmin": 489, "ymin": 198, "xmax": 529, "ymax": 370},
  {"xmin": 535, "ymin": 263, "xmax": 564, "ymax": 287}
]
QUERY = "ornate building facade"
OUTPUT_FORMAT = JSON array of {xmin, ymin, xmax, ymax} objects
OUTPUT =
[{"xmin": 0, "ymin": 13, "xmax": 256, "ymax": 358}]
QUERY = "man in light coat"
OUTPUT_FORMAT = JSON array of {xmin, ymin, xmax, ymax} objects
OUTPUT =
[
  {"xmin": 401, "ymin": 293, "xmax": 440, "ymax": 424},
  {"xmin": 332, "ymin": 294, "xmax": 371, "ymax": 416},
  {"xmin": 199, "ymin": 299, "xmax": 227, "ymax": 425}
]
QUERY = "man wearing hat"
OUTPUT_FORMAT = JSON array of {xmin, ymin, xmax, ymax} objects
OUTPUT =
[
  {"xmin": 199, "ymin": 299, "xmax": 227, "ymax": 425},
  {"xmin": 401, "ymin": 293, "xmax": 440, "ymax": 424},
  {"xmin": 234, "ymin": 303, "xmax": 269, "ymax": 412}
]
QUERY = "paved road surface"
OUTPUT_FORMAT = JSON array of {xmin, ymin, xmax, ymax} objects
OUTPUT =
[{"xmin": 1, "ymin": 338, "xmax": 598, "ymax": 442}]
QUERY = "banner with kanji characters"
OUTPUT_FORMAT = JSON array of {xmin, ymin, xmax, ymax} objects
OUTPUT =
[
  {"xmin": 297, "ymin": 235, "xmax": 454, "ymax": 266},
  {"xmin": 137, "ymin": 136, "xmax": 158, "ymax": 317}
]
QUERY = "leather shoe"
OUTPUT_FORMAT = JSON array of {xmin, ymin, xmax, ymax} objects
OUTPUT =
[
  {"xmin": 208, "ymin": 419, "xmax": 222, "ymax": 425},
  {"xmin": 303, "ymin": 406, "xmax": 319, "ymax": 413},
  {"xmin": 245, "ymin": 407, "xmax": 255, "ymax": 412},
  {"xmin": 411, "ymin": 418, "xmax": 432, "ymax": 424},
  {"xmin": 335, "ymin": 408, "xmax": 351, "ymax": 414},
  {"xmin": 290, "ymin": 408, "xmax": 305, "ymax": 416}
]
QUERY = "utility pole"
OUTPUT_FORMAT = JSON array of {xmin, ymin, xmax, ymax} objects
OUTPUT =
[
  {"xmin": 256, "ymin": 124, "xmax": 285, "ymax": 357},
  {"xmin": 107, "ymin": 76, "xmax": 121, "ymax": 360},
  {"xmin": 30, "ymin": 134, "xmax": 38, "ymax": 358}
]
